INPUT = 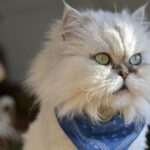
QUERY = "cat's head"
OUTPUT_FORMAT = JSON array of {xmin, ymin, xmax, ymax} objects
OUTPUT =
[{"xmin": 27, "ymin": 3, "xmax": 150, "ymax": 123}]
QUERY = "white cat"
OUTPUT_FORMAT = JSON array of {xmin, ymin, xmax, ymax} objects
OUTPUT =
[{"xmin": 23, "ymin": 2, "xmax": 150, "ymax": 150}]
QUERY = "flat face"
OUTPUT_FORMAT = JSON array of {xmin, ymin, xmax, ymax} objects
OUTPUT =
[{"xmin": 28, "ymin": 4, "xmax": 150, "ymax": 123}]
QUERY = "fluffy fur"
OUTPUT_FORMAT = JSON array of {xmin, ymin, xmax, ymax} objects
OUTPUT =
[
  {"xmin": 0, "ymin": 96, "xmax": 19, "ymax": 150},
  {"xmin": 23, "ymin": 3, "xmax": 150, "ymax": 150}
]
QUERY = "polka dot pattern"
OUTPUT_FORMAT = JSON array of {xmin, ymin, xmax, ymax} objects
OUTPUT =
[{"xmin": 57, "ymin": 113, "xmax": 145, "ymax": 150}]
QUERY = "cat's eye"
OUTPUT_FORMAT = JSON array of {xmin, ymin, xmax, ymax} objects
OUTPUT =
[
  {"xmin": 129, "ymin": 53, "xmax": 142, "ymax": 65},
  {"xmin": 95, "ymin": 53, "xmax": 110, "ymax": 65}
]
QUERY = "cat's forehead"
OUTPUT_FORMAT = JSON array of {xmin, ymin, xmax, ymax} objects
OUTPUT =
[
  {"xmin": 81, "ymin": 10, "xmax": 130, "ymax": 28},
  {"xmin": 80, "ymin": 10, "xmax": 144, "ymax": 60}
]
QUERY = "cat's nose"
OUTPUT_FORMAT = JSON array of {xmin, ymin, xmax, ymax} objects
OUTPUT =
[
  {"xmin": 113, "ymin": 64, "xmax": 129, "ymax": 79},
  {"xmin": 119, "ymin": 71, "xmax": 128, "ymax": 79},
  {"xmin": 119, "ymin": 64, "xmax": 129, "ymax": 79}
]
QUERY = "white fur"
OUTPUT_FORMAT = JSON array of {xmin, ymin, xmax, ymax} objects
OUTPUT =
[
  {"xmin": 23, "ymin": 3, "xmax": 150, "ymax": 150},
  {"xmin": 0, "ymin": 96, "xmax": 18, "ymax": 140}
]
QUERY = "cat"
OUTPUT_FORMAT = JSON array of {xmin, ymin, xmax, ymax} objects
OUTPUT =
[{"xmin": 23, "ymin": 2, "xmax": 150, "ymax": 150}]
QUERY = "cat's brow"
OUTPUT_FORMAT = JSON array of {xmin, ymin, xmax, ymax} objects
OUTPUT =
[{"xmin": 62, "ymin": 53, "xmax": 83, "ymax": 57}]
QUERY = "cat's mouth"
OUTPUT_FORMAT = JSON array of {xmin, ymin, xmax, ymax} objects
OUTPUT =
[
  {"xmin": 115, "ymin": 84, "xmax": 128, "ymax": 94},
  {"xmin": 120, "ymin": 85, "xmax": 127, "ymax": 91}
]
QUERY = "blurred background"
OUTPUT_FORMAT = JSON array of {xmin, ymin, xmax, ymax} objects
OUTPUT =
[{"xmin": 0, "ymin": 0, "xmax": 149, "ymax": 149}]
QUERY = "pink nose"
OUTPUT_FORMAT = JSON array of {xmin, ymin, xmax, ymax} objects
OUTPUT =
[{"xmin": 119, "ymin": 71, "xmax": 128, "ymax": 79}]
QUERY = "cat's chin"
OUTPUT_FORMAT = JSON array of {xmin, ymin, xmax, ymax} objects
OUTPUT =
[{"xmin": 114, "ymin": 84, "xmax": 129, "ymax": 95}]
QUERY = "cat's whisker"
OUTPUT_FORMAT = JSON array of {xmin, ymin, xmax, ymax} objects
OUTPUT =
[
  {"xmin": 85, "ymin": 82, "xmax": 109, "ymax": 106},
  {"xmin": 105, "ymin": 93, "xmax": 110, "ymax": 108},
  {"xmin": 98, "ymin": 88, "xmax": 105, "ymax": 103},
  {"xmin": 128, "ymin": 78, "xmax": 149, "ymax": 91},
  {"xmin": 98, "ymin": 96, "xmax": 101, "ymax": 107},
  {"xmin": 86, "ymin": 90, "xmax": 95, "ymax": 103},
  {"xmin": 86, "ymin": 83, "xmax": 107, "ymax": 94},
  {"xmin": 89, "ymin": 16, "xmax": 100, "ymax": 33},
  {"xmin": 113, "ymin": 0, "xmax": 118, "ymax": 13},
  {"xmin": 92, "ymin": 87, "xmax": 104, "ymax": 101},
  {"xmin": 86, "ymin": 86, "xmax": 100, "ymax": 102},
  {"xmin": 105, "ymin": 92, "xmax": 109, "ymax": 106}
]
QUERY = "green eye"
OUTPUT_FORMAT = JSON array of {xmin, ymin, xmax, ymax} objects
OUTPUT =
[
  {"xmin": 95, "ymin": 53, "xmax": 110, "ymax": 65},
  {"xmin": 129, "ymin": 53, "xmax": 142, "ymax": 65}
]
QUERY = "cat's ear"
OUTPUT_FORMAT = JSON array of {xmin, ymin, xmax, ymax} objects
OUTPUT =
[
  {"xmin": 132, "ymin": 3, "xmax": 148, "ymax": 21},
  {"xmin": 61, "ymin": 1, "xmax": 82, "ymax": 41}
]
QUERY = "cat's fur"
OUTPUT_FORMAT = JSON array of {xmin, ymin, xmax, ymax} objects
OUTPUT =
[
  {"xmin": 0, "ymin": 96, "xmax": 19, "ymax": 150},
  {"xmin": 23, "ymin": 2, "xmax": 150, "ymax": 150}
]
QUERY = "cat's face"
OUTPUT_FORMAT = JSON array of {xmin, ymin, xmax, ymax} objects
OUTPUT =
[{"xmin": 27, "ymin": 4, "xmax": 150, "ymax": 123}]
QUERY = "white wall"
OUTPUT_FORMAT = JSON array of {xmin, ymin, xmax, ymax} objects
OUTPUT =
[{"xmin": 0, "ymin": 0, "xmax": 148, "ymax": 82}]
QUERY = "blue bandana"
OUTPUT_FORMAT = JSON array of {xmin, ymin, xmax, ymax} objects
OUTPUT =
[{"xmin": 57, "ymin": 114, "xmax": 145, "ymax": 150}]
